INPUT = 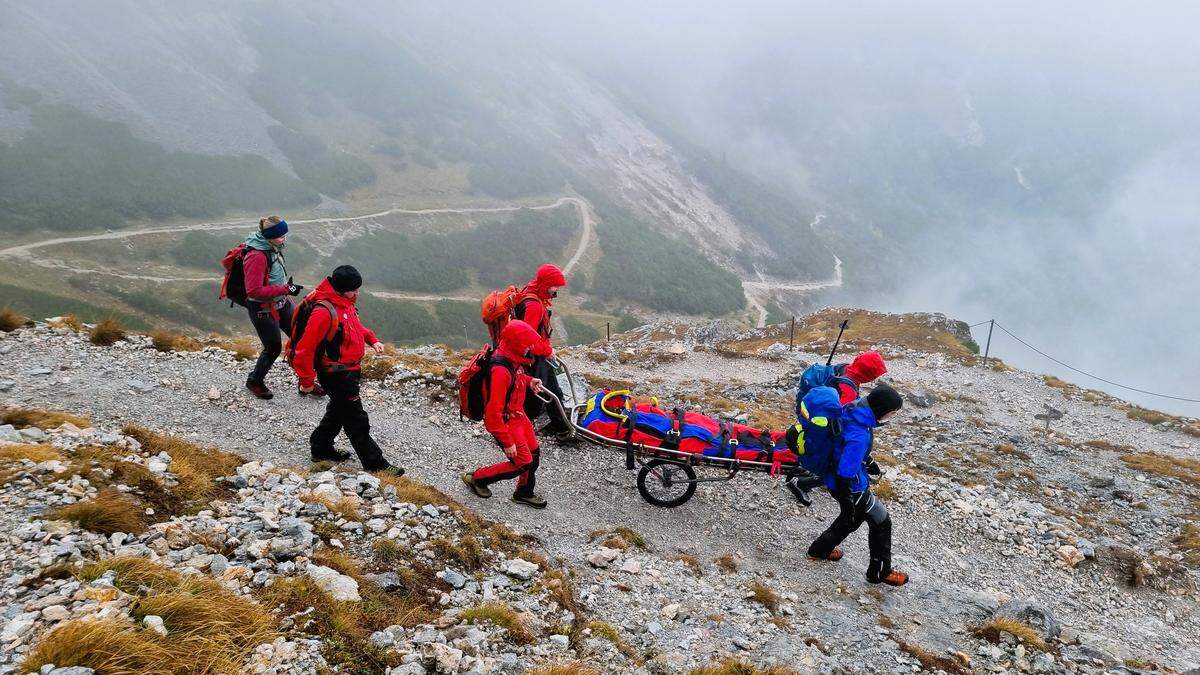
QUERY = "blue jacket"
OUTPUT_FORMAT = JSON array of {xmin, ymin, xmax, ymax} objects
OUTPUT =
[{"xmin": 829, "ymin": 399, "xmax": 877, "ymax": 492}]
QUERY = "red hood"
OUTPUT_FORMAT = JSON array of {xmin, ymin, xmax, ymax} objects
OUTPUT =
[
  {"xmin": 497, "ymin": 320, "xmax": 541, "ymax": 366},
  {"xmin": 845, "ymin": 351, "xmax": 887, "ymax": 384},
  {"xmin": 524, "ymin": 263, "xmax": 567, "ymax": 303},
  {"xmin": 310, "ymin": 278, "xmax": 356, "ymax": 308}
]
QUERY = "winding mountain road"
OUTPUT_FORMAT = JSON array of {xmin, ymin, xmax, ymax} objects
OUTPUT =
[{"xmin": 742, "ymin": 255, "xmax": 843, "ymax": 327}]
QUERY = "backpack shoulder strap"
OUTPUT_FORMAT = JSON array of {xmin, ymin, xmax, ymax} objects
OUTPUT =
[
  {"xmin": 487, "ymin": 355, "xmax": 518, "ymax": 421},
  {"xmin": 314, "ymin": 300, "xmax": 340, "ymax": 339}
]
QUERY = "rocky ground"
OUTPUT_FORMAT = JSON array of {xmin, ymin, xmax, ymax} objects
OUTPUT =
[{"xmin": 1, "ymin": 311, "xmax": 1199, "ymax": 674}]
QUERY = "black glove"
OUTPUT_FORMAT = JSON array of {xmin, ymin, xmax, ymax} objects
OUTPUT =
[
  {"xmin": 865, "ymin": 459, "xmax": 882, "ymax": 477},
  {"xmin": 286, "ymin": 276, "xmax": 303, "ymax": 296}
]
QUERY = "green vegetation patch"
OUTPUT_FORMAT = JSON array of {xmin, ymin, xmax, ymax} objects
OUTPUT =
[
  {"xmin": 589, "ymin": 200, "xmax": 745, "ymax": 316},
  {"xmin": 0, "ymin": 104, "xmax": 316, "ymax": 232},
  {"xmin": 340, "ymin": 208, "xmax": 575, "ymax": 293},
  {"xmin": 0, "ymin": 283, "xmax": 146, "ymax": 329},
  {"xmin": 357, "ymin": 296, "xmax": 488, "ymax": 348}
]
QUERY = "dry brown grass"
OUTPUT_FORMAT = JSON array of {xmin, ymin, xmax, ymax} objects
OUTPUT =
[
  {"xmin": 1126, "ymin": 406, "xmax": 1176, "ymax": 426},
  {"xmin": 1173, "ymin": 524, "xmax": 1200, "ymax": 566},
  {"xmin": 430, "ymin": 535, "xmax": 488, "ymax": 571},
  {"xmin": 21, "ymin": 618, "xmax": 172, "ymax": 674},
  {"xmin": 0, "ymin": 443, "xmax": 63, "ymax": 463},
  {"xmin": 89, "ymin": 318, "xmax": 126, "ymax": 346},
  {"xmin": 717, "ymin": 308, "xmax": 978, "ymax": 363},
  {"xmin": 715, "ymin": 553, "xmax": 739, "ymax": 573},
  {"xmin": 528, "ymin": 663, "xmax": 601, "ymax": 675},
  {"xmin": 994, "ymin": 443, "xmax": 1032, "ymax": 460},
  {"xmin": 214, "ymin": 337, "xmax": 257, "ymax": 361},
  {"xmin": 748, "ymin": 582, "xmax": 779, "ymax": 614},
  {"xmin": 26, "ymin": 557, "xmax": 277, "ymax": 675},
  {"xmin": 1120, "ymin": 451, "xmax": 1200, "ymax": 487},
  {"xmin": 671, "ymin": 553, "xmax": 703, "ymax": 576},
  {"xmin": 1043, "ymin": 375, "xmax": 1073, "ymax": 390},
  {"xmin": 359, "ymin": 353, "xmax": 396, "ymax": 381},
  {"xmin": 689, "ymin": 659, "xmax": 800, "ymax": 675},
  {"xmin": 149, "ymin": 329, "xmax": 203, "ymax": 353},
  {"xmin": 2, "ymin": 407, "xmax": 91, "ymax": 430},
  {"xmin": 586, "ymin": 621, "xmax": 642, "ymax": 664},
  {"xmin": 48, "ymin": 314, "xmax": 83, "ymax": 331},
  {"xmin": 459, "ymin": 602, "xmax": 534, "ymax": 644},
  {"xmin": 121, "ymin": 424, "xmax": 242, "ymax": 504},
  {"xmin": 52, "ymin": 489, "xmax": 146, "ymax": 535},
  {"xmin": 1084, "ymin": 439, "xmax": 1132, "ymax": 452},
  {"xmin": 972, "ymin": 617, "xmax": 1048, "ymax": 651},
  {"xmin": 588, "ymin": 527, "xmax": 647, "ymax": 550},
  {"xmin": 376, "ymin": 472, "xmax": 454, "ymax": 508},
  {"xmin": 1182, "ymin": 423, "xmax": 1200, "ymax": 439},
  {"xmin": 372, "ymin": 537, "xmax": 406, "ymax": 564},
  {"xmin": 304, "ymin": 494, "xmax": 363, "ymax": 522},
  {"xmin": 872, "ymin": 479, "xmax": 896, "ymax": 500},
  {"xmin": 897, "ymin": 640, "xmax": 970, "ymax": 674},
  {"xmin": 0, "ymin": 307, "xmax": 29, "ymax": 332},
  {"xmin": 584, "ymin": 374, "xmax": 636, "ymax": 393}
]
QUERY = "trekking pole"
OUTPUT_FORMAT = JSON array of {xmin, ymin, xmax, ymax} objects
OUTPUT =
[
  {"xmin": 826, "ymin": 320, "xmax": 849, "ymax": 366},
  {"xmin": 606, "ymin": 322, "xmax": 611, "ymax": 342}
]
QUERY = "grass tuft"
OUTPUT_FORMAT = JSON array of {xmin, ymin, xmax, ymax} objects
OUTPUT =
[
  {"xmin": 1120, "ymin": 451, "xmax": 1200, "ymax": 487},
  {"xmin": 89, "ymin": 318, "xmax": 127, "ymax": 346},
  {"xmin": 587, "ymin": 620, "xmax": 642, "ymax": 664},
  {"xmin": 459, "ymin": 602, "xmax": 534, "ymax": 644},
  {"xmin": 689, "ymin": 659, "xmax": 800, "ymax": 675},
  {"xmin": 1173, "ymin": 523, "xmax": 1200, "ymax": 566},
  {"xmin": 0, "ymin": 307, "xmax": 29, "ymax": 332},
  {"xmin": 372, "ymin": 537, "xmax": 406, "ymax": 564},
  {"xmin": 52, "ymin": 489, "xmax": 146, "ymax": 535},
  {"xmin": 359, "ymin": 353, "xmax": 396, "ymax": 381},
  {"xmin": 715, "ymin": 553, "xmax": 739, "ymax": 573},
  {"xmin": 671, "ymin": 553, "xmax": 703, "ymax": 576},
  {"xmin": 21, "ymin": 618, "xmax": 172, "ymax": 674},
  {"xmin": 0, "ymin": 443, "xmax": 63, "ymax": 464},
  {"xmin": 149, "ymin": 329, "xmax": 202, "ymax": 353},
  {"xmin": 1126, "ymin": 406, "xmax": 1175, "ymax": 426},
  {"xmin": 430, "ymin": 535, "xmax": 488, "ymax": 571},
  {"xmin": 2, "ymin": 407, "xmax": 91, "ymax": 430},
  {"xmin": 872, "ymin": 478, "xmax": 896, "ymax": 500},
  {"xmin": 120, "ymin": 424, "xmax": 242, "ymax": 504},
  {"xmin": 748, "ymin": 582, "xmax": 779, "ymax": 614},
  {"xmin": 897, "ymin": 640, "xmax": 970, "ymax": 674},
  {"xmin": 528, "ymin": 663, "xmax": 601, "ymax": 675},
  {"xmin": 972, "ymin": 617, "xmax": 1048, "ymax": 651}
]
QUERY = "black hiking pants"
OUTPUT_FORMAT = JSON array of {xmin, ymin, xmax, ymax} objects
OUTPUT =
[
  {"xmin": 523, "ymin": 356, "xmax": 568, "ymax": 432},
  {"xmin": 247, "ymin": 299, "xmax": 294, "ymax": 384},
  {"xmin": 808, "ymin": 484, "xmax": 893, "ymax": 579},
  {"xmin": 311, "ymin": 370, "xmax": 388, "ymax": 471}
]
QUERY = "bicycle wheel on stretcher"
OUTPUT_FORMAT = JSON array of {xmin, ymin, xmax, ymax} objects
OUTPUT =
[{"xmin": 636, "ymin": 459, "xmax": 697, "ymax": 508}]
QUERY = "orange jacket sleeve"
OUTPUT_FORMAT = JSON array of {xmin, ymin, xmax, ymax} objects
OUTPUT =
[
  {"xmin": 483, "ymin": 365, "xmax": 515, "ymax": 447},
  {"xmin": 291, "ymin": 305, "xmax": 333, "ymax": 388}
]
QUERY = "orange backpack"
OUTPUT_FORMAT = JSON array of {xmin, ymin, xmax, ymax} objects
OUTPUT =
[{"xmin": 481, "ymin": 286, "xmax": 538, "ymax": 344}]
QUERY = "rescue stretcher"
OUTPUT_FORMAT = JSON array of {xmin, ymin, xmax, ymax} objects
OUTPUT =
[{"xmin": 540, "ymin": 360, "xmax": 823, "ymax": 508}]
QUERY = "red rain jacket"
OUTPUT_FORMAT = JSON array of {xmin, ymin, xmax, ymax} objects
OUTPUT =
[
  {"xmin": 291, "ymin": 279, "xmax": 380, "ymax": 388},
  {"xmin": 242, "ymin": 249, "xmax": 290, "ymax": 306},
  {"xmin": 484, "ymin": 320, "xmax": 541, "ymax": 447},
  {"xmin": 517, "ymin": 264, "xmax": 566, "ymax": 357}
]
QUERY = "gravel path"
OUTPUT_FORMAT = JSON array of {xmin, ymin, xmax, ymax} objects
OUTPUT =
[{"xmin": 3, "ymin": 322, "xmax": 1199, "ymax": 671}]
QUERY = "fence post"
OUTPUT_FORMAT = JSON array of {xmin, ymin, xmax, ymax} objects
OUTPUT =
[
  {"xmin": 606, "ymin": 322, "xmax": 611, "ymax": 342},
  {"xmin": 788, "ymin": 316, "xmax": 796, "ymax": 350},
  {"xmin": 982, "ymin": 319, "xmax": 994, "ymax": 367},
  {"xmin": 463, "ymin": 323, "xmax": 468, "ymax": 340}
]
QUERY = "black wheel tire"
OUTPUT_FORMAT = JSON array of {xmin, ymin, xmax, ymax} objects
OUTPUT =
[{"xmin": 636, "ymin": 459, "xmax": 697, "ymax": 508}]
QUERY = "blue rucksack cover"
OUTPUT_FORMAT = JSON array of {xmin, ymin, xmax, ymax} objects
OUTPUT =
[
  {"xmin": 795, "ymin": 362, "xmax": 857, "ymax": 416},
  {"xmin": 796, "ymin": 386, "xmax": 844, "ymax": 476}
]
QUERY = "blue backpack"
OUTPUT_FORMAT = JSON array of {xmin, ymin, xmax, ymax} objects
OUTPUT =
[
  {"xmin": 796, "ymin": 386, "xmax": 844, "ymax": 476},
  {"xmin": 795, "ymin": 363, "xmax": 857, "ymax": 417}
]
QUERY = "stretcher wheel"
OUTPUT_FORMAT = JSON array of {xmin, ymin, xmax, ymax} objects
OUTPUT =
[{"xmin": 637, "ymin": 460, "xmax": 697, "ymax": 508}]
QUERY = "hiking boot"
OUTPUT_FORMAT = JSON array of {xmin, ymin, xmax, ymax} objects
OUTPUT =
[
  {"xmin": 868, "ymin": 569, "xmax": 909, "ymax": 587},
  {"xmin": 311, "ymin": 448, "xmax": 352, "ymax": 463},
  {"xmin": 512, "ymin": 492, "xmax": 547, "ymax": 509},
  {"xmin": 300, "ymin": 383, "xmax": 326, "ymax": 397},
  {"xmin": 786, "ymin": 480, "xmax": 812, "ymax": 506},
  {"xmin": 808, "ymin": 547, "xmax": 843, "ymax": 562},
  {"xmin": 462, "ymin": 473, "xmax": 491, "ymax": 499},
  {"xmin": 246, "ymin": 379, "xmax": 274, "ymax": 400},
  {"xmin": 374, "ymin": 464, "xmax": 405, "ymax": 478}
]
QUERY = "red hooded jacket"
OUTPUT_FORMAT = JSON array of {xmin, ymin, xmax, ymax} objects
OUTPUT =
[
  {"xmin": 484, "ymin": 320, "xmax": 541, "ymax": 447},
  {"xmin": 517, "ymin": 264, "xmax": 566, "ymax": 357},
  {"xmin": 838, "ymin": 351, "xmax": 888, "ymax": 404},
  {"xmin": 291, "ymin": 279, "xmax": 380, "ymax": 388},
  {"xmin": 242, "ymin": 249, "xmax": 290, "ymax": 306}
]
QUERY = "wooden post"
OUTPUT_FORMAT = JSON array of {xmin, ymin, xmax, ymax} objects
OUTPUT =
[
  {"xmin": 982, "ymin": 319, "xmax": 995, "ymax": 367},
  {"xmin": 606, "ymin": 322, "xmax": 611, "ymax": 342},
  {"xmin": 788, "ymin": 316, "xmax": 796, "ymax": 350}
]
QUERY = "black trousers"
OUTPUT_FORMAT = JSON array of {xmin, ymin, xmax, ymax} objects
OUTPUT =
[
  {"xmin": 808, "ymin": 485, "xmax": 893, "ymax": 579},
  {"xmin": 247, "ymin": 299, "xmax": 294, "ymax": 383},
  {"xmin": 523, "ymin": 356, "xmax": 568, "ymax": 431},
  {"xmin": 311, "ymin": 370, "xmax": 388, "ymax": 471}
]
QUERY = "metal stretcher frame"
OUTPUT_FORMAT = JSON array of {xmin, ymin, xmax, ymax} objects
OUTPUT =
[{"xmin": 538, "ymin": 360, "xmax": 821, "ymax": 507}]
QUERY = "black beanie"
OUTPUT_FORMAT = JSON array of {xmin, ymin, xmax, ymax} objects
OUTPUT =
[
  {"xmin": 866, "ymin": 382, "xmax": 903, "ymax": 421},
  {"xmin": 329, "ymin": 265, "xmax": 362, "ymax": 293}
]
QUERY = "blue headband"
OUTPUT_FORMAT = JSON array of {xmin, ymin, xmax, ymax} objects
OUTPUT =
[{"xmin": 260, "ymin": 219, "xmax": 288, "ymax": 240}]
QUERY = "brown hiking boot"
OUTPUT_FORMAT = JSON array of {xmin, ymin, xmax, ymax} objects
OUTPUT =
[
  {"xmin": 300, "ymin": 383, "xmax": 326, "ymax": 397},
  {"xmin": 809, "ymin": 547, "xmax": 843, "ymax": 562},
  {"xmin": 868, "ymin": 569, "xmax": 909, "ymax": 587},
  {"xmin": 246, "ymin": 379, "xmax": 273, "ymax": 400},
  {"xmin": 462, "ymin": 473, "xmax": 491, "ymax": 499},
  {"xmin": 512, "ymin": 492, "xmax": 547, "ymax": 509}
]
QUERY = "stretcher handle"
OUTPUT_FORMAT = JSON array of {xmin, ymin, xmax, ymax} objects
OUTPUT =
[
  {"xmin": 534, "ymin": 388, "xmax": 578, "ymax": 440},
  {"xmin": 599, "ymin": 389, "xmax": 633, "ymax": 422}
]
